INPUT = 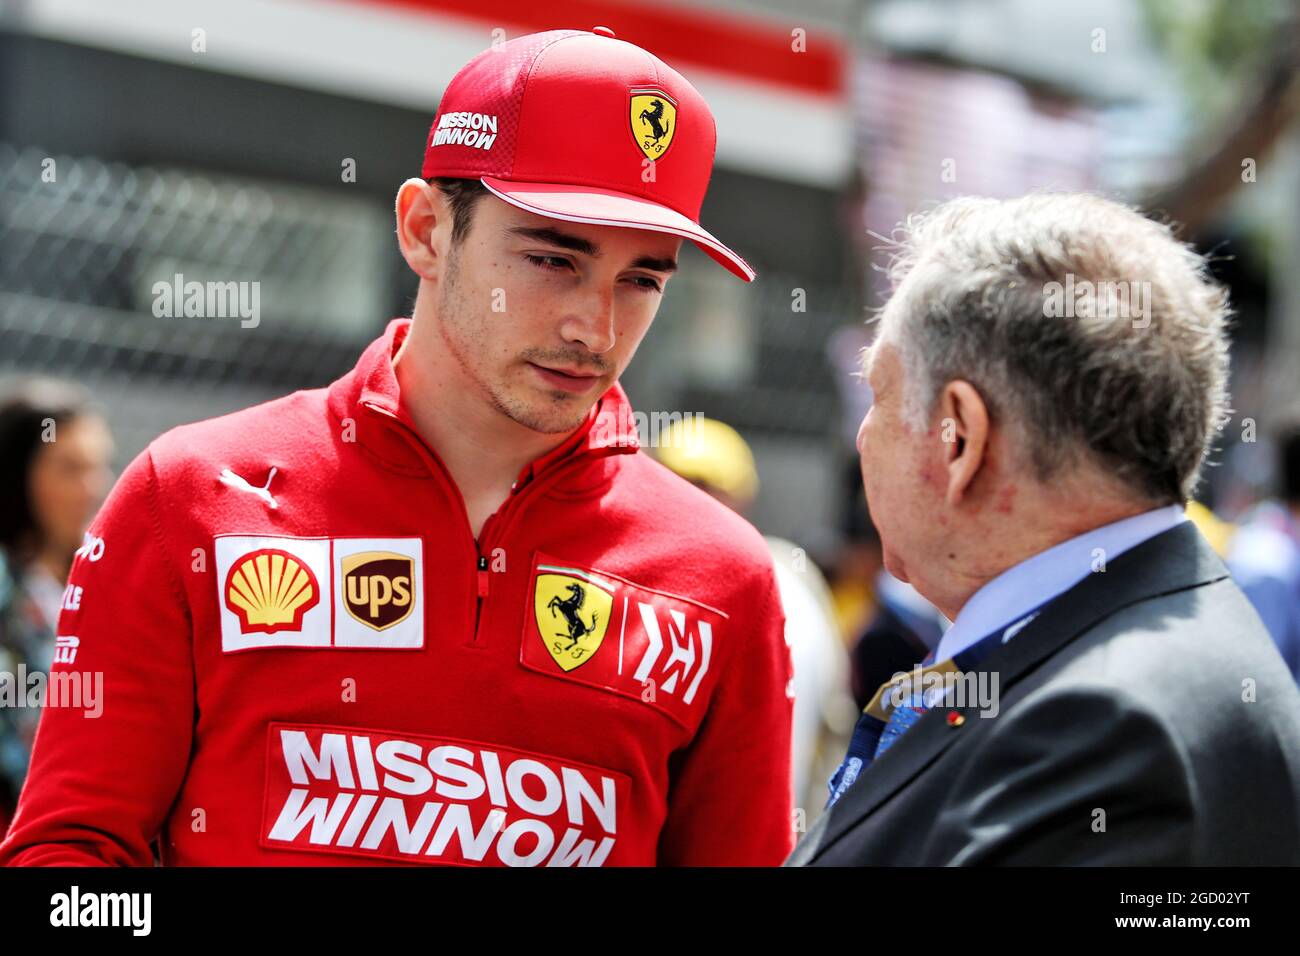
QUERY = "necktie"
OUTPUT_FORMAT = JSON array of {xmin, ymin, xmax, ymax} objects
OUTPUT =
[
  {"xmin": 873, "ymin": 685, "xmax": 930, "ymax": 759},
  {"xmin": 823, "ymin": 608, "xmax": 1043, "ymax": 810},
  {"xmin": 824, "ymin": 649, "xmax": 937, "ymax": 809}
]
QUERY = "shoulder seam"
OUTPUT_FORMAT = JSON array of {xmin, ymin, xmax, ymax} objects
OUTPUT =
[{"xmin": 142, "ymin": 447, "xmax": 195, "ymax": 634}]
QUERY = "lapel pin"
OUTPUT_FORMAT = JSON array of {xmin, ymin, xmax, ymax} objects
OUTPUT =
[{"xmin": 946, "ymin": 711, "xmax": 966, "ymax": 727}]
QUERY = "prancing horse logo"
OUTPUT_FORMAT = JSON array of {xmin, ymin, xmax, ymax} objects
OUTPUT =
[
  {"xmin": 549, "ymin": 583, "xmax": 598, "ymax": 648},
  {"xmin": 533, "ymin": 566, "xmax": 614, "ymax": 672},
  {"xmin": 629, "ymin": 89, "xmax": 677, "ymax": 160}
]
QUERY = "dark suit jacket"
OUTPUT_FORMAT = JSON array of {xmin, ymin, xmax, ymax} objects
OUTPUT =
[{"xmin": 786, "ymin": 522, "xmax": 1300, "ymax": 865}]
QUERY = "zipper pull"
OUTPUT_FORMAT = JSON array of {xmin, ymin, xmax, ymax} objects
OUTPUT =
[{"xmin": 477, "ymin": 555, "xmax": 490, "ymax": 598}]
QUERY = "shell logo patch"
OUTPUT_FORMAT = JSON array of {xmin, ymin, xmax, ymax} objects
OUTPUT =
[
  {"xmin": 629, "ymin": 89, "xmax": 677, "ymax": 160},
  {"xmin": 225, "ymin": 548, "xmax": 320, "ymax": 634},
  {"xmin": 533, "ymin": 565, "xmax": 614, "ymax": 672},
  {"xmin": 342, "ymin": 551, "xmax": 414, "ymax": 631},
  {"xmin": 215, "ymin": 535, "xmax": 422, "ymax": 651}
]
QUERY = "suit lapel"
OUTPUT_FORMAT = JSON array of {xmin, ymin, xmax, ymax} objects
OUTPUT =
[{"xmin": 797, "ymin": 522, "xmax": 1228, "ymax": 864}]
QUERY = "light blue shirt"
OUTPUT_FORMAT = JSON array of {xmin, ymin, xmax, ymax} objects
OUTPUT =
[{"xmin": 934, "ymin": 504, "xmax": 1189, "ymax": 664}]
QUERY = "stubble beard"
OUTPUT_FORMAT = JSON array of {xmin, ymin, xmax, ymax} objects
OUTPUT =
[{"xmin": 437, "ymin": 246, "xmax": 595, "ymax": 436}]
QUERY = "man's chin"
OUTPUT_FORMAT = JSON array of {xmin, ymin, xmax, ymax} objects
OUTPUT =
[
  {"xmin": 495, "ymin": 390, "xmax": 596, "ymax": 435},
  {"xmin": 881, "ymin": 548, "xmax": 910, "ymax": 584}
]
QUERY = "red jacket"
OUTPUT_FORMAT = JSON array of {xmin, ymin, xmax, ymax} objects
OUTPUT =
[{"xmin": 0, "ymin": 319, "xmax": 793, "ymax": 866}]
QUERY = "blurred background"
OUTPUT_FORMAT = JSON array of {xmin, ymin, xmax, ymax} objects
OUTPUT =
[{"xmin": 2, "ymin": 0, "xmax": 1299, "ymax": 819}]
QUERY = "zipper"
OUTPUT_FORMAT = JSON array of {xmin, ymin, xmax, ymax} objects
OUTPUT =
[
  {"xmin": 469, "ymin": 477, "xmax": 543, "ymax": 640},
  {"xmin": 360, "ymin": 400, "xmax": 620, "ymax": 646},
  {"xmin": 472, "ymin": 553, "xmax": 491, "ymax": 637},
  {"xmin": 467, "ymin": 455, "xmax": 616, "ymax": 641}
]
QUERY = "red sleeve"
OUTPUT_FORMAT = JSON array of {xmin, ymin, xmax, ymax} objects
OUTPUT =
[
  {"xmin": 656, "ymin": 561, "xmax": 795, "ymax": 865},
  {"xmin": 0, "ymin": 448, "xmax": 195, "ymax": 866}
]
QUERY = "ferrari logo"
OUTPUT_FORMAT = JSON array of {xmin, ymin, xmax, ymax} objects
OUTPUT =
[
  {"xmin": 534, "ymin": 565, "xmax": 614, "ymax": 672},
  {"xmin": 629, "ymin": 89, "xmax": 677, "ymax": 160}
]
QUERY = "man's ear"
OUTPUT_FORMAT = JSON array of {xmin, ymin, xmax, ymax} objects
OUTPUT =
[
  {"xmin": 937, "ymin": 379, "xmax": 990, "ymax": 506},
  {"xmin": 394, "ymin": 178, "xmax": 445, "ymax": 281}
]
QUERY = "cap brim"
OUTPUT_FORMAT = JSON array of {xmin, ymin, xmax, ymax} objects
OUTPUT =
[{"xmin": 480, "ymin": 176, "xmax": 755, "ymax": 282}]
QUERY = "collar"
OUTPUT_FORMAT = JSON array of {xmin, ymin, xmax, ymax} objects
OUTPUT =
[
  {"xmin": 327, "ymin": 318, "xmax": 640, "ymax": 485},
  {"xmin": 934, "ymin": 503, "xmax": 1189, "ymax": 663}
]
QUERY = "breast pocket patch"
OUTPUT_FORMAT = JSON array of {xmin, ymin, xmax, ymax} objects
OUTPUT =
[{"xmin": 521, "ymin": 552, "xmax": 728, "ymax": 729}]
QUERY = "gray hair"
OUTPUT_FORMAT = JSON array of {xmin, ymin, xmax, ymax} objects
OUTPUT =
[{"xmin": 875, "ymin": 193, "xmax": 1232, "ymax": 505}]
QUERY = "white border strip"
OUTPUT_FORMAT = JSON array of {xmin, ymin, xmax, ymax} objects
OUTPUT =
[
  {"xmin": 14, "ymin": 0, "xmax": 850, "ymax": 186},
  {"xmin": 537, "ymin": 564, "xmax": 617, "ymax": 592}
]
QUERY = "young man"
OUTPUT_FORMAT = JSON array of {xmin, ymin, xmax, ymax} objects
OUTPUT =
[{"xmin": 0, "ymin": 28, "xmax": 794, "ymax": 867}]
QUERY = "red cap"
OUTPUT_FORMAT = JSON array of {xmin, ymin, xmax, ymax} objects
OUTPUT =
[{"xmin": 421, "ymin": 28, "xmax": 755, "ymax": 281}]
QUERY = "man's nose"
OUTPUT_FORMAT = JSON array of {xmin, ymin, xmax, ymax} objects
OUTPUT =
[{"xmin": 560, "ymin": 287, "xmax": 616, "ymax": 354}]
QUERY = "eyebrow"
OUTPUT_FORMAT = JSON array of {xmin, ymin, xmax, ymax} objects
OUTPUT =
[{"xmin": 506, "ymin": 225, "xmax": 678, "ymax": 274}]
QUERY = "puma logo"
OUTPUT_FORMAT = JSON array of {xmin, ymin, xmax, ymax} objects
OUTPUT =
[{"xmin": 219, "ymin": 466, "xmax": 279, "ymax": 509}]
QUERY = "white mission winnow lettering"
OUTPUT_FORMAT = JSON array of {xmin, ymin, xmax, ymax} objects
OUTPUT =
[
  {"xmin": 265, "ymin": 728, "xmax": 621, "ymax": 866},
  {"xmin": 430, "ymin": 111, "xmax": 499, "ymax": 150}
]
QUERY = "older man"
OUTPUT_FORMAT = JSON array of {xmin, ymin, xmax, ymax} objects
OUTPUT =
[{"xmin": 787, "ymin": 193, "xmax": 1300, "ymax": 866}]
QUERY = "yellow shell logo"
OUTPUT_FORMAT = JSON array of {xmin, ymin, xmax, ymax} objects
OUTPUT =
[
  {"xmin": 629, "ymin": 89, "xmax": 677, "ymax": 160},
  {"xmin": 224, "ymin": 548, "xmax": 320, "ymax": 634}
]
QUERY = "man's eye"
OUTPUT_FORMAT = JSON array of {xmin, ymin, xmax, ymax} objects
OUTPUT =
[
  {"xmin": 628, "ymin": 276, "xmax": 662, "ymax": 293},
  {"xmin": 525, "ymin": 254, "xmax": 572, "ymax": 272}
]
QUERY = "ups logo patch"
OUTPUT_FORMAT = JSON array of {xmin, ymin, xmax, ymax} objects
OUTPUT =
[{"xmin": 343, "ymin": 551, "xmax": 414, "ymax": 631}]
